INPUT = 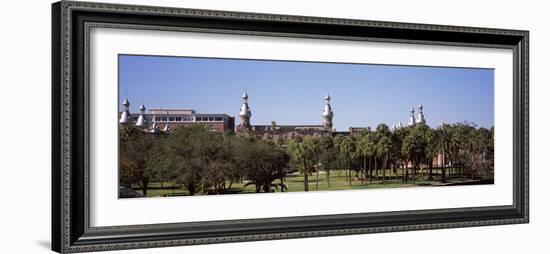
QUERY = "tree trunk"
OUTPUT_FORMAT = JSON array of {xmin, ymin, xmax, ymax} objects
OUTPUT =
[
  {"xmin": 404, "ymin": 162, "xmax": 409, "ymax": 183},
  {"xmin": 303, "ymin": 159, "xmax": 309, "ymax": 191},
  {"xmin": 363, "ymin": 155, "xmax": 367, "ymax": 184},
  {"xmin": 326, "ymin": 149, "xmax": 331, "ymax": 188},
  {"xmin": 348, "ymin": 161, "xmax": 352, "ymax": 186},
  {"xmin": 141, "ymin": 177, "xmax": 150, "ymax": 196},
  {"xmin": 263, "ymin": 184, "xmax": 271, "ymax": 193},
  {"xmin": 428, "ymin": 162, "xmax": 434, "ymax": 181},
  {"xmin": 395, "ymin": 161, "xmax": 399, "ymax": 182},
  {"xmin": 316, "ymin": 165, "xmax": 320, "ymax": 189},
  {"xmin": 382, "ymin": 154, "xmax": 388, "ymax": 184},
  {"xmin": 411, "ymin": 162, "xmax": 416, "ymax": 181},
  {"xmin": 374, "ymin": 157, "xmax": 378, "ymax": 181},
  {"xmin": 187, "ymin": 183, "xmax": 196, "ymax": 196},
  {"xmin": 327, "ymin": 167, "xmax": 331, "ymax": 188},
  {"xmin": 441, "ymin": 153, "xmax": 447, "ymax": 183},
  {"xmin": 368, "ymin": 157, "xmax": 372, "ymax": 187}
]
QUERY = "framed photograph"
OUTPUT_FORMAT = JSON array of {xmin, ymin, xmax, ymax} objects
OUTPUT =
[{"xmin": 52, "ymin": 1, "xmax": 529, "ymax": 253}]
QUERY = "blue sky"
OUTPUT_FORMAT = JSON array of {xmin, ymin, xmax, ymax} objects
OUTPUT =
[{"xmin": 119, "ymin": 55, "xmax": 494, "ymax": 130}]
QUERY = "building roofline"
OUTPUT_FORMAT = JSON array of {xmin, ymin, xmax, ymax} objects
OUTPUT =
[
  {"xmin": 252, "ymin": 124, "xmax": 324, "ymax": 127},
  {"xmin": 148, "ymin": 108, "xmax": 195, "ymax": 111}
]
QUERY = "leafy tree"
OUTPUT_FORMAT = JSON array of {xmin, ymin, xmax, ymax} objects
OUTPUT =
[
  {"xmin": 238, "ymin": 138, "xmax": 290, "ymax": 193},
  {"xmin": 166, "ymin": 125, "xmax": 203, "ymax": 195},
  {"xmin": 288, "ymin": 137, "xmax": 318, "ymax": 191},
  {"xmin": 119, "ymin": 117, "xmax": 495, "ymax": 197},
  {"xmin": 144, "ymin": 136, "xmax": 175, "ymax": 189},
  {"xmin": 119, "ymin": 125, "xmax": 156, "ymax": 196}
]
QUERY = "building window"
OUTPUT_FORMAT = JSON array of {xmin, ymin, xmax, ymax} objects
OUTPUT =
[
  {"xmin": 168, "ymin": 117, "xmax": 174, "ymax": 122},
  {"xmin": 215, "ymin": 117, "xmax": 223, "ymax": 121},
  {"xmin": 162, "ymin": 117, "xmax": 167, "ymax": 122},
  {"xmin": 196, "ymin": 117, "xmax": 202, "ymax": 121},
  {"xmin": 175, "ymin": 117, "xmax": 182, "ymax": 122},
  {"xmin": 209, "ymin": 117, "xmax": 214, "ymax": 121}
]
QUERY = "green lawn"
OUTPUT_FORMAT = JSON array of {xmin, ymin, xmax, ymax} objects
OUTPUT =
[{"xmin": 131, "ymin": 168, "xmax": 489, "ymax": 198}]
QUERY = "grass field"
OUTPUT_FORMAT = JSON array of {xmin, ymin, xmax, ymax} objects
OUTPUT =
[{"xmin": 131, "ymin": 168, "xmax": 491, "ymax": 198}]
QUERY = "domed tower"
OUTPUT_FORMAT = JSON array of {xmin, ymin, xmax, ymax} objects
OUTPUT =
[
  {"xmin": 135, "ymin": 103, "xmax": 147, "ymax": 127},
  {"xmin": 407, "ymin": 107, "xmax": 416, "ymax": 127},
  {"xmin": 416, "ymin": 104, "xmax": 426, "ymax": 125},
  {"xmin": 238, "ymin": 91, "xmax": 252, "ymax": 130},
  {"xmin": 322, "ymin": 93, "xmax": 334, "ymax": 130},
  {"xmin": 119, "ymin": 97, "xmax": 131, "ymax": 124}
]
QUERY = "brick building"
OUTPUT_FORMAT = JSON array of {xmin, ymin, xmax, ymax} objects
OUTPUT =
[
  {"xmin": 118, "ymin": 99, "xmax": 234, "ymax": 133},
  {"xmin": 235, "ymin": 91, "xmax": 335, "ymax": 140}
]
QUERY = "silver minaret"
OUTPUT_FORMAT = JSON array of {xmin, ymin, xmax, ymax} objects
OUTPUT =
[
  {"xmin": 322, "ymin": 93, "xmax": 334, "ymax": 130},
  {"xmin": 416, "ymin": 104, "xmax": 426, "ymax": 125},
  {"xmin": 135, "ymin": 103, "xmax": 147, "ymax": 127},
  {"xmin": 238, "ymin": 91, "xmax": 252, "ymax": 129},
  {"xmin": 407, "ymin": 107, "xmax": 416, "ymax": 127},
  {"xmin": 119, "ymin": 97, "xmax": 131, "ymax": 124}
]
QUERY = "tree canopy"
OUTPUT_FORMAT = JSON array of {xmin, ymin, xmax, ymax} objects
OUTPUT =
[{"xmin": 119, "ymin": 121, "xmax": 494, "ymax": 197}]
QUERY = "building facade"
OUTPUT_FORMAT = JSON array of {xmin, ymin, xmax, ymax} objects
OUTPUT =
[
  {"xmin": 119, "ymin": 92, "xmax": 429, "ymax": 139},
  {"xmin": 235, "ymin": 92, "xmax": 335, "ymax": 140},
  {"xmin": 119, "ymin": 92, "xmax": 449, "ymax": 168},
  {"xmin": 118, "ymin": 99, "xmax": 235, "ymax": 133}
]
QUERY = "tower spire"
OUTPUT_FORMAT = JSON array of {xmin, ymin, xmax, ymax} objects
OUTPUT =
[
  {"xmin": 407, "ymin": 107, "xmax": 416, "ymax": 127},
  {"xmin": 238, "ymin": 90, "xmax": 252, "ymax": 130},
  {"xmin": 416, "ymin": 104, "xmax": 426, "ymax": 125},
  {"xmin": 322, "ymin": 92, "xmax": 334, "ymax": 130},
  {"xmin": 136, "ymin": 103, "xmax": 147, "ymax": 127},
  {"xmin": 119, "ymin": 97, "xmax": 131, "ymax": 124}
]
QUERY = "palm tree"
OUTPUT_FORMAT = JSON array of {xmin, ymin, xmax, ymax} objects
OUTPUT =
[
  {"xmin": 370, "ymin": 131, "xmax": 381, "ymax": 182},
  {"xmin": 320, "ymin": 134, "xmax": 335, "ymax": 188},
  {"xmin": 357, "ymin": 131, "xmax": 373, "ymax": 184},
  {"xmin": 340, "ymin": 136, "xmax": 356, "ymax": 186},
  {"xmin": 377, "ymin": 135, "xmax": 391, "ymax": 184},
  {"xmin": 435, "ymin": 123, "xmax": 457, "ymax": 183},
  {"xmin": 391, "ymin": 127, "xmax": 409, "ymax": 183},
  {"xmin": 288, "ymin": 137, "xmax": 311, "ymax": 191},
  {"xmin": 334, "ymin": 135, "xmax": 345, "ymax": 178},
  {"xmin": 308, "ymin": 137, "xmax": 323, "ymax": 189},
  {"xmin": 375, "ymin": 124, "xmax": 391, "ymax": 183},
  {"xmin": 423, "ymin": 128, "xmax": 437, "ymax": 181},
  {"xmin": 402, "ymin": 126, "xmax": 425, "ymax": 183}
]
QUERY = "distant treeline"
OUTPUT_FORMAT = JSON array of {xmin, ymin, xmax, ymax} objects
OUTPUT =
[{"xmin": 120, "ymin": 122, "xmax": 494, "ymax": 196}]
